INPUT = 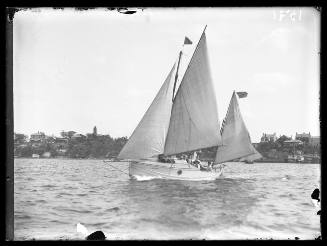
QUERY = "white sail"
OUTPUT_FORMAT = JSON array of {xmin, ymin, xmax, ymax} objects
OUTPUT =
[
  {"xmin": 215, "ymin": 91, "xmax": 259, "ymax": 163},
  {"xmin": 118, "ymin": 64, "xmax": 176, "ymax": 159},
  {"xmin": 164, "ymin": 32, "xmax": 221, "ymax": 156}
]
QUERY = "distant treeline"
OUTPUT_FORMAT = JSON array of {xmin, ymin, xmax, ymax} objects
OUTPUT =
[
  {"xmin": 179, "ymin": 135, "xmax": 320, "ymax": 162},
  {"xmin": 14, "ymin": 133, "xmax": 128, "ymax": 159},
  {"xmin": 256, "ymin": 135, "xmax": 320, "ymax": 156},
  {"xmin": 14, "ymin": 133, "xmax": 320, "ymax": 160},
  {"xmin": 65, "ymin": 135, "xmax": 128, "ymax": 158}
]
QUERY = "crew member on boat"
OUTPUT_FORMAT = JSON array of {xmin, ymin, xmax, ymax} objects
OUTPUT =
[
  {"xmin": 207, "ymin": 161, "xmax": 213, "ymax": 171},
  {"xmin": 192, "ymin": 151, "xmax": 198, "ymax": 162}
]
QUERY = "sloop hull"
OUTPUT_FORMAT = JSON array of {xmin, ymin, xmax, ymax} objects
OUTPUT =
[{"xmin": 129, "ymin": 160, "xmax": 223, "ymax": 181}]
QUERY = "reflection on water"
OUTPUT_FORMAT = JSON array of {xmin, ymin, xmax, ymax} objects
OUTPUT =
[{"xmin": 14, "ymin": 159, "xmax": 320, "ymax": 240}]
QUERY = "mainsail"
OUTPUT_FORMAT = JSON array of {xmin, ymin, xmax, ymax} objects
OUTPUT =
[
  {"xmin": 164, "ymin": 31, "xmax": 221, "ymax": 156},
  {"xmin": 118, "ymin": 64, "xmax": 176, "ymax": 159},
  {"xmin": 215, "ymin": 91, "xmax": 259, "ymax": 163}
]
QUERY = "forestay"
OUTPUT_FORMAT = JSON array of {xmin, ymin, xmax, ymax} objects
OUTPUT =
[
  {"xmin": 215, "ymin": 91, "xmax": 259, "ymax": 163},
  {"xmin": 118, "ymin": 64, "xmax": 176, "ymax": 159},
  {"xmin": 164, "ymin": 32, "xmax": 221, "ymax": 156}
]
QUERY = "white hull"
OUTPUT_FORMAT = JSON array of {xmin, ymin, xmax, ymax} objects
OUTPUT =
[{"xmin": 129, "ymin": 160, "xmax": 223, "ymax": 181}]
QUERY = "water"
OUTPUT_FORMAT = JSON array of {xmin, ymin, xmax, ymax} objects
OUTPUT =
[{"xmin": 14, "ymin": 159, "xmax": 321, "ymax": 240}]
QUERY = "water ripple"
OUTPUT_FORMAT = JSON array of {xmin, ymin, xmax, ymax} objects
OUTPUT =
[{"xmin": 14, "ymin": 159, "xmax": 321, "ymax": 240}]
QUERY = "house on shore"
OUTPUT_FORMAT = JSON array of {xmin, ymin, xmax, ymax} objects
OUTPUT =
[
  {"xmin": 260, "ymin": 133, "xmax": 277, "ymax": 142},
  {"xmin": 295, "ymin": 132, "xmax": 320, "ymax": 148},
  {"xmin": 30, "ymin": 131, "xmax": 46, "ymax": 142}
]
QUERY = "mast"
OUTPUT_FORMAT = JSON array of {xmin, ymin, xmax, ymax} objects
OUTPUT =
[
  {"xmin": 172, "ymin": 51, "xmax": 183, "ymax": 102},
  {"xmin": 172, "ymin": 25, "xmax": 206, "ymax": 102}
]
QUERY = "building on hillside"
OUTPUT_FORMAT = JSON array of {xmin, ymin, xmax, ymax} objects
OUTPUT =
[
  {"xmin": 295, "ymin": 132, "xmax": 311, "ymax": 144},
  {"xmin": 30, "ymin": 132, "xmax": 46, "ymax": 142},
  {"xmin": 295, "ymin": 132, "xmax": 320, "ymax": 148},
  {"xmin": 72, "ymin": 133, "xmax": 86, "ymax": 140},
  {"xmin": 87, "ymin": 126, "xmax": 101, "ymax": 138},
  {"xmin": 54, "ymin": 137, "xmax": 68, "ymax": 144},
  {"xmin": 283, "ymin": 139, "xmax": 303, "ymax": 149},
  {"xmin": 60, "ymin": 130, "xmax": 76, "ymax": 138},
  {"xmin": 54, "ymin": 137, "xmax": 68, "ymax": 152},
  {"xmin": 44, "ymin": 135, "xmax": 56, "ymax": 143},
  {"xmin": 260, "ymin": 133, "xmax": 277, "ymax": 142},
  {"xmin": 309, "ymin": 136, "xmax": 320, "ymax": 148}
]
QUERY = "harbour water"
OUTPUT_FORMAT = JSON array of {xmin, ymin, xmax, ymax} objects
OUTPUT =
[{"xmin": 14, "ymin": 159, "xmax": 320, "ymax": 240}]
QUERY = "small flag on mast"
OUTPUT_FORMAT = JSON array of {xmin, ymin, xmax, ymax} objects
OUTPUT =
[
  {"xmin": 236, "ymin": 91, "xmax": 248, "ymax": 98},
  {"xmin": 184, "ymin": 36, "xmax": 192, "ymax": 45}
]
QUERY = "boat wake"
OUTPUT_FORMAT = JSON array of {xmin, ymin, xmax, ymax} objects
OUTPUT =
[{"xmin": 132, "ymin": 175, "xmax": 161, "ymax": 181}]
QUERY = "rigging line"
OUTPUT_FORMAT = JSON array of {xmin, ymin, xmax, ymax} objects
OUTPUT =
[
  {"xmin": 113, "ymin": 167, "xmax": 130, "ymax": 174},
  {"xmin": 172, "ymin": 50, "xmax": 183, "ymax": 102},
  {"xmin": 106, "ymin": 162, "xmax": 130, "ymax": 176}
]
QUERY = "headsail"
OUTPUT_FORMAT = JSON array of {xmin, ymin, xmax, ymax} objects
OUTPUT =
[
  {"xmin": 164, "ymin": 30, "xmax": 221, "ymax": 156},
  {"xmin": 118, "ymin": 64, "xmax": 176, "ymax": 159},
  {"xmin": 215, "ymin": 91, "xmax": 260, "ymax": 163},
  {"xmin": 239, "ymin": 150, "xmax": 262, "ymax": 162}
]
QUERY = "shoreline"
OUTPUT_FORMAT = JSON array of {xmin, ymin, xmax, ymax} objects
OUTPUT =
[{"xmin": 13, "ymin": 157, "xmax": 320, "ymax": 164}]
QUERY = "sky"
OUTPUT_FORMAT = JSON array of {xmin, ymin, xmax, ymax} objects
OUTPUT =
[{"xmin": 13, "ymin": 7, "xmax": 320, "ymax": 142}]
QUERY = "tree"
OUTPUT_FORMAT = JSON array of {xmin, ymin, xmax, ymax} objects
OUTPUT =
[
  {"xmin": 276, "ymin": 135, "xmax": 291, "ymax": 145},
  {"xmin": 16, "ymin": 145, "xmax": 33, "ymax": 157},
  {"xmin": 111, "ymin": 137, "xmax": 128, "ymax": 156},
  {"xmin": 67, "ymin": 142, "xmax": 90, "ymax": 158},
  {"xmin": 14, "ymin": 133, "xmax": 27, "ymax": 144},
  {"xmin": 296, "ymin": 136, "xmax": 310, "ymax": 145}
]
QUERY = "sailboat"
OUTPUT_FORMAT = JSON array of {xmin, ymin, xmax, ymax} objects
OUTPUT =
[{"xmin": 117, "ymin": 26, "xmax": 261, "ymax": 181}]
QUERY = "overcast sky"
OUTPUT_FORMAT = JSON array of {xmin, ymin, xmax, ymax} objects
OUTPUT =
[{"xmin": 13, "ymin": 7, "xmax": 320, "ymax": 142}]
